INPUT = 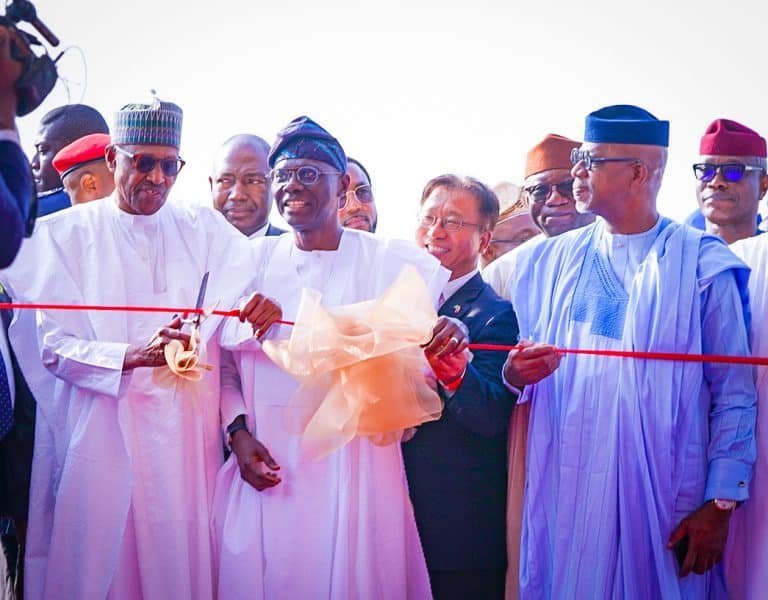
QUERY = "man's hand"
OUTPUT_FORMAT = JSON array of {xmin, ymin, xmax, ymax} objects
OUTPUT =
[
  {"xmin": 423, "ymin": 316, "xmax": 470, "ymax": 385},
  {"xmin": 122, "ymin": 316, "xmax": 191, "ymax": 370},
  {"xmin": 230, "ymin": 430, "xmax": 282, "ymax": 491},
  {"xmin": 502, "ymin": 339, "xmax": 561, "ymax": 387},
  {"xmin": 239, "ymin": 293, "xmax": 282, "ymax": 339},
  {"xmin": 667, "ymin": 501, "xmax": 732, "ymax": 577}
]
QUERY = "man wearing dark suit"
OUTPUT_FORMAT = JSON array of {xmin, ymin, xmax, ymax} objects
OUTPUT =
[
  {"xmin": 0, "ymin": 289, "xmax": 35, "ymax": 598},
  {"xmin": 404, "ymin": 174, "xmax": 519, "ymax": 600},
  {"xmin": 31, "ymin": 104, "xmax": 110, "ymax": 217},
  {"xmin": 210, "ymin": 134, "xmax": 287, "ymax": 239}
]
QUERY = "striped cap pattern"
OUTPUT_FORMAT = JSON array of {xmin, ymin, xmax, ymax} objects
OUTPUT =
[{"xmin": 113, "ymin": 98, "xmax": 183, "ymax": 148}]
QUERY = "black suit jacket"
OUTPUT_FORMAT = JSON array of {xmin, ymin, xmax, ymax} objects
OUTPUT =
[
  {"xmin": 0, "ymin": 292, "xmax": 35, "ymax": 522},
  {"xmin": 266, "ymin": 223, "xmax": 287, "ymax": 236},
  {"xmin": 403, "ymin": 273, "xmax": 519, "ymax": 572},
  {"xmin": 0, "ymin": 141, "xmax": 32, "ymax": 268}
]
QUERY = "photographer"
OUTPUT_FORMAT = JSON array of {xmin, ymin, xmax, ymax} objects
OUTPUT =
[{"xmin": 0, "ymin": 23, "xmax": 30, "ymax": 269}]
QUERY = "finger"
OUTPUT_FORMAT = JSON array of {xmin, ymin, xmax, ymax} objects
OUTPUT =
[
  {"xmin": 254, "ymin": 307, "xmax": 283, "ymax": 339},
  {"xmin": 680, "ymin": 548, "xmax": 696, "ymax": 577},
  {"xmin": 239, "ymin": 293, "xmax": 265, "ymax": 322},
  {"xmin": 158, "ymin": 328, "xmax": 192, "ymax": 345},
  {"xmin": 667, "ymin": 522, "xmax": 687, "ymax": 547},
  {"xmin": 518, "ymin": 345, "xmax": 560, "ymax": 360},
  {"xmin": 241, "ymin": 463, "xmax": 281, "ymax": 491},
  {"xmin": 253, "ymin": 440, "xmax": 280, "ymax": 471}
]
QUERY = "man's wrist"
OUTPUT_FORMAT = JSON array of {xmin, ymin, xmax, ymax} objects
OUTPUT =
[{"xmin": 440, "ymin": 367, "xmax": 466, "ymax": 392}]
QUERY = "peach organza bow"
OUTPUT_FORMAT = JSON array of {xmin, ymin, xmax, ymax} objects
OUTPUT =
[{"xmin": 262, "ymin": 265, "xmax": 444, "ymax": 459}]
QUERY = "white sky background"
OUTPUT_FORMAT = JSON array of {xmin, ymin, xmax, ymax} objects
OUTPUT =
[{"xmin": 15, "ymin": 0, "xmax": 768, "ymax": 238}]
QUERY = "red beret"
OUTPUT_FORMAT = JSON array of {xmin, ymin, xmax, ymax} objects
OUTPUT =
[
  {"xmin": 525, "ymin": 134, "xmax": 581, "ymax": 178},
  {"xmin": 52, "ymin": 133, "xmax": 111, "ymax": 178},
  {"xmin": 699, "ymin": 119, "xmax": 766, "ymax": 158}
]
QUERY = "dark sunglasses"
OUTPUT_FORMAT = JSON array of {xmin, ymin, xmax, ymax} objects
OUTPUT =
[
  {"xmin": 115, "ymin": 146, "xmax": 185, "ymax": 177},
  {"xmin": 524, "ymin": 179, "xmax": 574, "ymax": 204},
  {"xmin": 692, "ymin": 163, "xmax": 765, "ymax": 183}
]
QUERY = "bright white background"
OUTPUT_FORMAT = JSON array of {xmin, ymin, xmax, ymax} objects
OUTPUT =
[{"xmin": 15, "ymin": 0, "xmax": 768, "ymax": 238}]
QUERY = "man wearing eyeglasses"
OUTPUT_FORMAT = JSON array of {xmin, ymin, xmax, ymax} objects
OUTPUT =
[
  {"xmin": 403, "ymin": 174, "xmax": 518, "ymax": 599},
  {"xmin": 503, "ymin": 105, "xmax": 756, "ymax": 598},
  {"xmin": 210, "ymin": 134, "xmax": 286, "ymax": 239},
  {"xmin": 2, "ymin": 98, "xmax": 281, "ymax": 599},
  {"xmin": 212, "ymin": 116, "xmax": 465, "ymax": 599},
  {"xmin": 483, "ymin": 134, "xmax": 594, "ymax": 301},
  {"xmin": 689, "ymin": 119, "xmax": 768, "ymax": 245},
  {"xmin": 338, "ymin": 157, "xmax": 378, "ymax": 232}
]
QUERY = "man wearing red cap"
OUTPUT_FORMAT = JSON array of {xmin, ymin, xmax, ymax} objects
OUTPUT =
[
  {"xmin": 691, "ymin": 118, "xmax": 768, "ymax": 244},
  {"xmin": 483, "ymin": 134, "xmax": 594, "ymax": 300},
  {"xmin": 52, "ymin": 133, "xmax": 115, "ymax": 205}
]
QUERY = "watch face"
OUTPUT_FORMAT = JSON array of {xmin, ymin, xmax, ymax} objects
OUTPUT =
[{"xmin": 714, "ymin": 499, "xmax": 736, "ymax": 511}]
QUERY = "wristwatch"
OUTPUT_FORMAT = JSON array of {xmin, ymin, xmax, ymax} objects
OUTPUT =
[
  {"xmin": 226, "ymin": 420, "xmax": 249, "ymax": 448},
  {"xmin": 712, "ymin": 499, "xmax": 737, "ymax": 511}
]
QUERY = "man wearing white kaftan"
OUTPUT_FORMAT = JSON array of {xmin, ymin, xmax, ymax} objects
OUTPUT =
[
  {"xmin": 211, "ymin": 115, "xmax": 463, "ymax": 599},
  {"xmin": 1, "ymin": 99, "xmax": 270, "ymax": 600},
  {"xmin": 503, "ymin": 105, "xmax": 757, "ymax": 599},
  {"xmin": 214, "ymin": 229, "xmax": 446, "ymax": 599},
  {"xmin": 727, "ymin": 234, "xmax": 768, "ymax": 599}
]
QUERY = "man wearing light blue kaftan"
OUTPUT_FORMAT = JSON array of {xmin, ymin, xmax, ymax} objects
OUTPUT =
[{"xmin": 508, "ymin": 105, "xmax": 757, "ymax": 599}]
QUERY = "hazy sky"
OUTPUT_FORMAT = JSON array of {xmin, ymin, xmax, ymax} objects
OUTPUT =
[{"xmin": 15, "ymin": 0, "xmax": 768, "ymax": 238}]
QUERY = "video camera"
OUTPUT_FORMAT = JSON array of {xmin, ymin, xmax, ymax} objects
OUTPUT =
[{"xmin": 0, "ymin": 0, "xmax": 59, "ymax": 116}]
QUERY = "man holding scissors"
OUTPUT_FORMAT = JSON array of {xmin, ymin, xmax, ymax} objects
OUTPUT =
[{"xmin": 1, "ymin": 97, "xmax": 281, "ymax": 599}]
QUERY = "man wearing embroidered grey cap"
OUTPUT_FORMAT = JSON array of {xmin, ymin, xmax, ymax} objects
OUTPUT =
[
  {"xmin": 2, "ymin": 97, "xmax": 282, "ymax": 599},
  {"xmin": 502, "ymin": 105, "xmax": 756, "ymax": 598}
]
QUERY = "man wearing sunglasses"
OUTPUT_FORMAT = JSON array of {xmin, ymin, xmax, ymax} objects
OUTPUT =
[
  {"xmin": 2, "ymin": 98, "xmax": 281, "ymax": 599},
  {"xmin": 484, "ymin": 134, "xmax": 595, "ymax": 301},
  {"xmin": 212, "ymin": 115, "xmax": 468, "ymax": 599},
  {"xmin": 210, "ymin": 134, "xmax": 286, "ymax": 239},
  {"xmin": 338, "ymin": 157, "xmax": 378, "ymax": 232},
  {"xmin": 689, "ymin": 119, "xmax": 768, "ymax": 245},
  {"xmin": 503, "ymin": 105, "xmax": 756, "ymax": 598}
]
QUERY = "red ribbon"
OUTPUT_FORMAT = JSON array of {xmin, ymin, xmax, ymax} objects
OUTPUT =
[{"xmin": 1, "ymin": 302, "xmax": 764, "ymax": 366}]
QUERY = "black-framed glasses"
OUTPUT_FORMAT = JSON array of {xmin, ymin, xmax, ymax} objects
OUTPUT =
[
  {"xmin": 214, "ymin": 172, "xmax": 269, "ymax": 189},
  {"xmin": 692, "ymin": 163, "xmax": 765, "ymax": 183},
  {"xmin": 524, "ymin": 179, "xmax": 574, "ymax": 204},
  {"xmin": 115, "ymin": 146, "xmax": 185, "ymax": 177},
  {"xmin": 417, "ymin": 214, "xmax": 483, "ymax": 232},
  {"xmin": 570, "ymin": 148, "xmax": 638, "ymax": 171},
  {"xmin": 269, "ymin": 165, "xmax": 340, "ymax": 186},
  {"xmin": 340, "ymin": 184, "xmax": 374, "ymax": 208}
]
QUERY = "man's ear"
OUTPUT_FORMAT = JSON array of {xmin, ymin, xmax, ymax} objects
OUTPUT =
[
  {"xmin": 105, "ymin": 145, "xmax": 117, "ymax": 173},
  {"xmin": 208, "ymin": 175, "xmax": 214, "ymax": 192},
  {"xmin": 478, "ymin": 228, "xmax": 492, "ymax": 255},
  {"xmin": 759, "ymin": 172, "xmax": 768, "ymax": 200},
  {"xmin": 81, "ymin": 172, "xmax": 97, "ymax": 193}
]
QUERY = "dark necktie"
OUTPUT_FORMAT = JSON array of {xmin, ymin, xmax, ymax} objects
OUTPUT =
[
  {"xmin": 0, "ymin": 291, "xmax": 14, "ymax": 438},
  {"xmin": 0, "ymin": 340, "xmax": 12, "ymax": 439}
]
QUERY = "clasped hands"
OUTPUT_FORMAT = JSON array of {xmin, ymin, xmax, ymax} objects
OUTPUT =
[{"xmin": 122, "ymin": 292, "xmax": 283, "ymax": 371}]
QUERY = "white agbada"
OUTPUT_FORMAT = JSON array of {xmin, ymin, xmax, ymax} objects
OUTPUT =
[
  {"xmin": 212, "ymin": 229, "xmax": 448, "ymax": 599},
  {"xmin": 1, "ymin": 197, "xmax": 258, "ymax": 600},
  {"xmin": 727, "ymin": 234, "xmax": 768, "ymax": 600}
]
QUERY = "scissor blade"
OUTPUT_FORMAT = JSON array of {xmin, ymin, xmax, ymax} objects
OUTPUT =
[{"xmin": 194, "ymin": 272, "xmax": 209, "ymax": 324}]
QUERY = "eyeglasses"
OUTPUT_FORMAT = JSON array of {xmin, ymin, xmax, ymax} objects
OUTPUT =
[
  {"xmin": 490, "ymin": 234, "xmax": 537, "ymax": 247},
  {"xmin": 269, "ymin": 165, "xmax": 340, "ymax": 186},
  {"xmin": 524, "ymin": 179, "xmax": 574, "ymax": 204},
  {"xmin": 340, "ymin": 184, "xmax": 374, "ymax": 208},
  {"xmin": 692, "ymin": 163, "xmax": 765, "ymax": 183},
  {"xmin": 115, "ymin": 146, "xmax": 185, "ymax": 177},
  {"xmin": 570, "ymin": 148, "xmax": 638, "ymax": 171},
  {"xmin": 417, "ymin": 214, "xmax": 483, "ymax": 232},
  {"xmin": 214, "ymin": 173, "xmax": 269, "ymax": 188}
]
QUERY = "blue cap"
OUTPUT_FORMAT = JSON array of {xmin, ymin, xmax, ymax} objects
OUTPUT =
[
  {"xmin": 268, "ymin": 116, "xmax": 347, "ymax": 172},
  {"xmin": 584, "ymin": 105, "xmax": 669, "ymax": 147}
]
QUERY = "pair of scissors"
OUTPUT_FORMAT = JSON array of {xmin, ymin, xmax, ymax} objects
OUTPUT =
[{"xmin": 181, "ymin": 271, "xmax": 209, "ymax": 330}]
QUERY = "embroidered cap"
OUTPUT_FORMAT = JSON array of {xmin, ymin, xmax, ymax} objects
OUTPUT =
[
  {"xmin": 584, "ymin": 104, "xmax": 669, "ymax": 147},
  {"xmin": 113, "ymin": 96, "xmax": 183, "ymax": 148}
]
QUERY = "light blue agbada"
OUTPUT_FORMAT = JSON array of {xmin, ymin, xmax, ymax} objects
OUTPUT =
[{"xmin": 511, "ymin": 218, "xmax": 756, "ymax": 599}]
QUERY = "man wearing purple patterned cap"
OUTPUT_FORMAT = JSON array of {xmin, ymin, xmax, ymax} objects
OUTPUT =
[
  {"xmin": 503, "ymin": 105, "xmax": 756, "ymax": 598},
  {"xmin": 692, "ymin": 119, "xmax": 768, "ymax": 244},
  {"xmin": 211, "ymin": 115, "xmax": 469, "ymax": 599},
  {"xmin": 2, "ymin": 97, "xmax": 282, "ymax": 599}
]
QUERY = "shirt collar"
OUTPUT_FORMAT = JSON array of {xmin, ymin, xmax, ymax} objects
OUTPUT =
[{"xmin": 441, "ymin": 268, "xmax": 478, "ymax": 306}]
